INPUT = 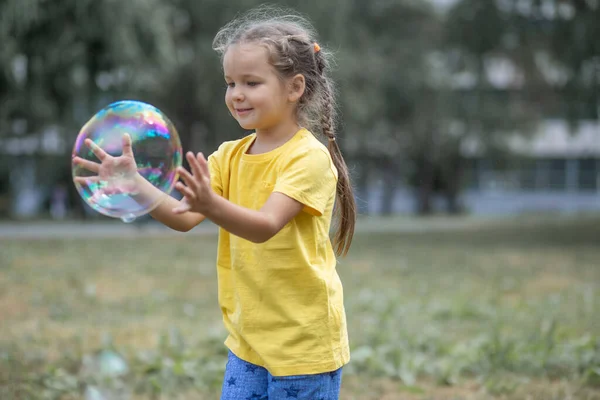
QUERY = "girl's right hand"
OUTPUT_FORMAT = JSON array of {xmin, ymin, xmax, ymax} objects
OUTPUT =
[{"xmin": 72, "ymin": 133, "xmax": 140, "ymax": 197}]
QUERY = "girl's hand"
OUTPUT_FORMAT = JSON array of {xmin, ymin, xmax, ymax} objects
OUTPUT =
[
  {"xmin": 172, "ymin": 152, "xmax": 215, "ymax": 215},
  {"xmin": 72, "ymin": 133, "xmax": 139, "ymax": 198}
]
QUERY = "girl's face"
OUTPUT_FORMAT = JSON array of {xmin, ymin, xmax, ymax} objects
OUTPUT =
[{"xmin": 223, "ymin": 43, "xmax": 299, "ymax": 135}]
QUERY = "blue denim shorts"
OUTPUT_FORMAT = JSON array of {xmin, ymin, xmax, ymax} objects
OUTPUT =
[{"xmin": 220, "ymin": 350, "xmax": 343, "ymax": 400}]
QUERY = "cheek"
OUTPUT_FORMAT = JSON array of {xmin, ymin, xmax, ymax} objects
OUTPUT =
[{"xmin": 225, "ymin": 92, "xmax": 233, "ymax": 108}]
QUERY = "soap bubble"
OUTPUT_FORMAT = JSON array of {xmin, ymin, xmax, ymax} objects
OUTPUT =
[{"xmin": 72, "ymin": 100, "xmax": 182, "ymax": 222}]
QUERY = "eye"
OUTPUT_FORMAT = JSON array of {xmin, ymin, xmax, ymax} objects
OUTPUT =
[
  {"xmin": 247, "ymin": 81, "xmax": 259, "ymax": 87},
  {"xmin": 225, "ymin": 82, "xmax": 235, "ymax": 89}
]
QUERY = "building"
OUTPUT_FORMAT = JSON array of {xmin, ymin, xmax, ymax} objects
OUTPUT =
[{"xmin": 365, "ymin": 119, "xmax": 600, "ymax": 215}]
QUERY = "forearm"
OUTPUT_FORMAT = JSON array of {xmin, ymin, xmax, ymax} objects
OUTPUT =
[
  {"xmin": 149, "ymin": 196, "xmax": 205, "ymax": 232},
  {"xmin": 203, "ymin": 195, "xmax": 276, "ymax": 243},
  {"xmin": 133, "ymin": 174, "xmax": 205, "ymax": 232}
]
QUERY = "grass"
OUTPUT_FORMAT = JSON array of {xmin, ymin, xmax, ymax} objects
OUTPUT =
[{"xmin": 1, "ymin": 214, "xmax": 600, "ymax": 399}]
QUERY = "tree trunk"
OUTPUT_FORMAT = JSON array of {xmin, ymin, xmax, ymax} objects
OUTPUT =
[
  {"xmin": 378, "ymin": 157, "xmax": 398, "ymax": 215},
  {"xmin": 416, "ymin": 157, "xmax": 434, "ymax": 215},
  {"xmin": 445, "ymin": 187, "xmax": 462, "ymax": 214},
  {"xmin": 9, "ymin": 157, "xmax": 43, "ymax": 218},
  {"xmin": 444, "ymin": 155, "xmax": 464, "ymax": 215}
]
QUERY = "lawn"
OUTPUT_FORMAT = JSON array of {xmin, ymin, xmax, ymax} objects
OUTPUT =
[{"xmin": 1, "ymin": 214, "xmax": 600, "ymax": 399}]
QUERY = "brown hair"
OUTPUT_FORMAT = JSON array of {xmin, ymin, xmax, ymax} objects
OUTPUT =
[{"xmin": 213, "ymin": 6, "xmax": 356, "ymax": 256}]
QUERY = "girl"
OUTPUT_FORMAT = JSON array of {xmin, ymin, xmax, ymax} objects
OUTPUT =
[{"xmin": 73, "ymin": 6, "xmax": 356, "ymax": 400}]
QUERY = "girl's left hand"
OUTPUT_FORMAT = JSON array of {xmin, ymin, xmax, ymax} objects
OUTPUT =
[{"xmin": 173, "ymin": 152, "xmax": 214, "ymax": 215}]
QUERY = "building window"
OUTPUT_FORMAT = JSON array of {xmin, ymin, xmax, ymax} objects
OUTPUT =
[
  {"xmin": 578, "ymin": 158, "xmax": 598, "ymax": 191},
  {"xmin": 548, "ymin": 159, "xmax": 566, "ymax": 190}
]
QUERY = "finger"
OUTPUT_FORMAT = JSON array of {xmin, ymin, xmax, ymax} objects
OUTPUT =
[
  {"xmin": 177, "ymin": 166, "xmax": 199, "ymax": 192},
  {"xmin": 88, "ymin": 190, "xmax": 106, "ymax": 204},
  {"xmin": 196, "ymin": 152, "xmax": 210, "ymax": 178},
  {"xmin": 172, "ymin": 198, "xmax": 192, "ymax": 214},
  {"xmin": 122, "ymin": 133, "xmax": 134, "ymax": 157},
  {"xmin": 175, "ymin": 181, "xmax": 196, "ymax": 200},
  {"xmin": 186, "ymin": 151, "xmax": 203, "ymax": 179},
  {"xmin": 72, "ymin": 157, "xmax": 101, "ymax": 173},
  {"xmin": 85, "ymin": 138, "xmax": 108, "ymax": 161},
  {"xmin": 172, "ymin": 205, "xmax": 191, "ymax": 214}
]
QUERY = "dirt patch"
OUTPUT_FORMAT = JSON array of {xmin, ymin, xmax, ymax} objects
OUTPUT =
[{"xmin": 525, "ymin": 273, "xmax": 581, "ymax": 294}]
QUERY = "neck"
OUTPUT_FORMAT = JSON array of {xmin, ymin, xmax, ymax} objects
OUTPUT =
[{"xmin": 252, "ymin": 120, "xmax": 301, "ymax": 153}]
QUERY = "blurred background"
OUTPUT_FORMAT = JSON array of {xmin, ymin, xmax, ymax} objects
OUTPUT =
[
  {"xmin": 0, "ymin": 0, "xmax": 598, "ymax": 221},
  {"xmin": 2, "ymin": 1, "xmax": 600, "ymax": 400}
]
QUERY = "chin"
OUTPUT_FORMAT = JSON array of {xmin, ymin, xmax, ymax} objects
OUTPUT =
[
  {"xmin": 237, "ymin": 119, "xmax": 258, "ymax": 130},
  {"xmin": 238, "ymin": 122, "xmax": 256, "ymax": 130}
]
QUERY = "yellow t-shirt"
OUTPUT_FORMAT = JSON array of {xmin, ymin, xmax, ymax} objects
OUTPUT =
[{"xmin": 207, "ymin": 128, "xmax": 350, "ymax": 376}]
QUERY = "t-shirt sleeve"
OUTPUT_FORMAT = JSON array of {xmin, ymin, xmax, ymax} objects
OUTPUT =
[
  {"xmin": 273, "ymin": 148, "xmax": 337, "ymax": 216},
  {"xmin": 207, "ymin": 147, "xmax": 223, "ymax": 197}
]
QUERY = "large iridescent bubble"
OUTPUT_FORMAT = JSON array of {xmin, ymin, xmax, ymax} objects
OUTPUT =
[{"xmin": 72, "ymin": 100, "xmax": 182, "ymax": 223}]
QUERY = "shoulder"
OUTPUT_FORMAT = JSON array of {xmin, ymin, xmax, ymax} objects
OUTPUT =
[
  {"xmin": 288, "ymin": 129, "xmax": 330, "ymax": 161},
  {"xmin": 280, "ymin": 129, "xmax": 337, "ymax": 178},
  {"xmin": 295, "ymin": 128, "xmax": 328, "ymax": 152}
]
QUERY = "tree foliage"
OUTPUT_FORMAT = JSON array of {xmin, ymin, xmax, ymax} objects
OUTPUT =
[{"xmin": 0, "ymin": 0, "xmax": 597, "ymax": 216}]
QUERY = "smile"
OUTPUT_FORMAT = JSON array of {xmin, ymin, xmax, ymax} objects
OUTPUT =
[{"xmin": 236, "ymin": 108, "xmax": 253, "ymax": 115}]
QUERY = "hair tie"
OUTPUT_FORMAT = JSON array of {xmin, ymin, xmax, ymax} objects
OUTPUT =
[
  {"xmin": 313, "ymin": 42, "xmax": 321, "ymax": 53},
  {"xmin": 328, "ymin": 136, "xmax": 336, "ymax": 142}
]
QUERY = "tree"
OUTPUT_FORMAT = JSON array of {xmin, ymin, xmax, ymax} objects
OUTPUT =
[
  {"xmin": 335, "ymin": 0, "xmax": 438, "ymax": 215},
  {"xmin": 547, "ymin": 0, "xmax": 599, "ymax": 123},
  {"xmin": 0, "ymin": 0, "xmax": 180, "ymax": 135},
  {"xmin": 0, "ymin": 0, "xmax": 180, "ymax": 216},
  {"xmin": 409, "ymin": 0, "xmax": 555, "ymax": 214}
]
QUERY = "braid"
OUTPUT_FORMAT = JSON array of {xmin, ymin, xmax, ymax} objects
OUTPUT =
[
  {"xmin": 321, "ymin": 83, "xmax": 335, "ymax": 140},
  {"xmin": 314, "ymin": 49, "xmax": 334, "ymax": 140},
  {"xmin": 319, "ymin": 68, "xmax": 356, "ymax": 256}
]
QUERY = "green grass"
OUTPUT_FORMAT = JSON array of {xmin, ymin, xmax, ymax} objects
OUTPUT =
[{"xmin": 1, "ymin": 215, "xmax": 600, "ymax": 399}]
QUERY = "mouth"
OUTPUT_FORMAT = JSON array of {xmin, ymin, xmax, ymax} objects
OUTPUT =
[{"xmin": 235, "ymin": 108, "xmax": 253, "ymax": 115}]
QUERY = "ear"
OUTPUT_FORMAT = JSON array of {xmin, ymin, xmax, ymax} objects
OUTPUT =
[{"xmin": 287, "ymin": 74, "xmax": 306, "ymax": 103}]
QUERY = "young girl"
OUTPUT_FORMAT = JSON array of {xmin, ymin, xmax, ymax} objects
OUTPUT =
[{"xmin": 73, "ymin": 6, "xmax": 356, "ymax": 399}]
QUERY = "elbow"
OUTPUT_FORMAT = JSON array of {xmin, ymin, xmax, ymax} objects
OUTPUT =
[
  {"xmin": 172, "ymin": 223, "xmax": 194, "ymax": 233},
  {"xmin": 250, "ymin": 233, "xmax": 271, "ymax": 244},
  {"xmin": 249, "ymin": 225, "xmax": 278, "ymax": 243},
  {"xmin": 174, "ymin": 215, "xmax": 205, "ymax": 233}
]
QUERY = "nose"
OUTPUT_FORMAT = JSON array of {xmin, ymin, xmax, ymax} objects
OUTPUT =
[{"xmin": 231, "ymin": 86, "xmax": 244, "ymax": 102}]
